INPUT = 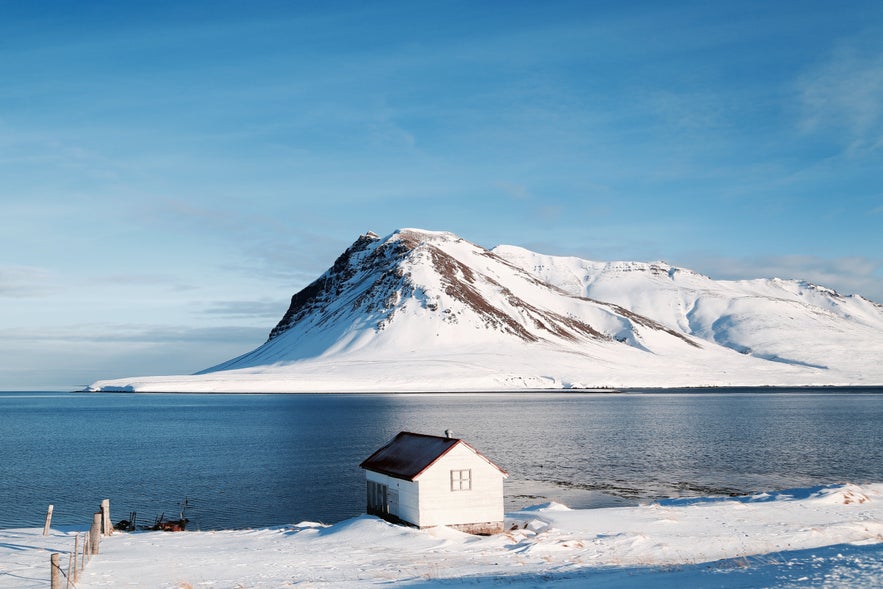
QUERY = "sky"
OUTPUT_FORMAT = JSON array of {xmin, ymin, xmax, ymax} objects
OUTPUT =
[{"xmin": 2, "ymin": 0, "xmax": 882, "ymax": 390}]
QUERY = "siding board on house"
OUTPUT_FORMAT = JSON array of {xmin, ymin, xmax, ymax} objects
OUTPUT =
[
  {"xmin": 414, "ymin": 443, "xmax": 505, "ymax": 529},
  {"xmin": 366, "ymin": 470, "xmax": 419, "ymax": 525}
]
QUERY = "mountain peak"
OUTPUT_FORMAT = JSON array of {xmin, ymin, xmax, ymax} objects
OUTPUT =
[{"xmin": 210, "ymin": 228, "xmax": 711, "ymax": 375}]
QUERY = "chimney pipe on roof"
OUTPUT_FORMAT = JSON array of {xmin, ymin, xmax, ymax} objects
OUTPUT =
[{"xmin": 445, "ymin": 429, "xmax": 453, "ymax": 439}]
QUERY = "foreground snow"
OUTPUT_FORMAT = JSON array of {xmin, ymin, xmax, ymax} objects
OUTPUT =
[{"xmin": 4, "ymin": 484, "xmax": 881, "ymax": 588}]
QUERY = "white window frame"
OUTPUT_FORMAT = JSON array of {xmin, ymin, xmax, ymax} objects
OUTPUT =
[{"xmin": 450, "ymin": 469, "xmax": 472, "ymax": 492}]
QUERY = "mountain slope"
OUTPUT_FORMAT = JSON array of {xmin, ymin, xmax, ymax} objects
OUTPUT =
[
  {"xmin": 493, "ymin": 245, "xmax": 883, "ymax": 377},
  {"xmin": 88, "ymin": 229, "xmax": 883, "ymax": 392}
]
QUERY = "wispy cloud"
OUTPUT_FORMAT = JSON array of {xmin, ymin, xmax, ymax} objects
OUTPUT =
[
  {"xmin": 688, "ymin": 254, "xmax": 883, "ymax": 302},
  {"xmin": 90, "ymin": 272, "xmax": 200, "ymax": 292},
  {"xmin": 643, "ymin": 88, "xmax": 726, "ymax": 136},
  {"xmin": 139, "ymin": 198, "xmax": 349, "ymax": 283},
  {"xmin": 0, "ymin": 265, "xmax": 54, "ymax": 298},
  {"xmin": 495, "ymin": 181, "xmax": 534, "ymax": 201},
  {"xmin": 202, "ymin": 299, "xmax": 288, "ymax": 319},
  {"xmin": 0, "ymin": 323, "xmax": 269, "ymax": 388},
  {"xmin": 0, "ymin": 323, "xmax": 265, "ymax": 345},
  {"xmin": 797, "ymin": 42, "xmax": 883, "ymax": 154}
]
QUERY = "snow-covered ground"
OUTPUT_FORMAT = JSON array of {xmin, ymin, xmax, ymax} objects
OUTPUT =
[{"xmin": 4, "ymin": 484, "xmax": 881, "ymax": 588}]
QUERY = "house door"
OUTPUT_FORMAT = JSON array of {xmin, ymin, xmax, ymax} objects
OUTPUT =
[
  {"xmin": 367, "ymin": 481, "xmax": 389, "ymax": 516},
  {"xmin": 388, "ymin": 488, "xmax": 399, "ymax": 517}
]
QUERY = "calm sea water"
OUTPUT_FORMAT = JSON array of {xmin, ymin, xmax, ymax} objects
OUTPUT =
[{"xmin": 1, "ymin": 389, "xmax": 881, "ymax": 530}]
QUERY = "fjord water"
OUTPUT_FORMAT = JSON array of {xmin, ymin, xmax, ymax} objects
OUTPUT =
[{"xmin": 1, "ymin": 389, "xmax": 881, "ymax": 530}]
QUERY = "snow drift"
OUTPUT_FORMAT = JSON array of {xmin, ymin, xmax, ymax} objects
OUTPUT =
[{"xmin": 89, "ymin": 228, "xmax": 883, "ymax": 392}]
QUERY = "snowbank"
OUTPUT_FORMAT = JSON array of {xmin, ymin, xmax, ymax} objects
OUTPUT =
[{"xmin": 3, "ymin": 484, "xmax": 881, "ymax": 587}]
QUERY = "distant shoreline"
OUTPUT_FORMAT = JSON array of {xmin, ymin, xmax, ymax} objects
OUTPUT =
[
  {"xmin": 2, "ymin": 385, "xmax": 881, "ymax": 395},
  {"xmin": 67, "ymin": 384, "xmax": 883, "ymax": 395}
]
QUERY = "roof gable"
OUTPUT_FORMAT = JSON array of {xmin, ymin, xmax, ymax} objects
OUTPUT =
[{"xmin": 359, "ymin": 431, "xmax": 507, "ymax": 481}]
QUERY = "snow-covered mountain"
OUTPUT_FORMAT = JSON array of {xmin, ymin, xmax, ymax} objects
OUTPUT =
[
  {"xmin": 89, "ymin": 229, "xmax": 883, "ymax": 392},
  {"xmin": 494, "ymin": 245, "xmax": 883, "ymax": 379}
]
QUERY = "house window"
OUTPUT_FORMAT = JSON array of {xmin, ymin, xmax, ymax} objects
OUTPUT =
[{"xmin": 450, "ymin": 469, "xmax": 472, "ymax": 491}]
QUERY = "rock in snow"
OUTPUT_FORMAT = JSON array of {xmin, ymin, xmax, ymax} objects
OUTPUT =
[{"xmin": 89, "ymin": 228, "xmax": 883, "ymax": 392}]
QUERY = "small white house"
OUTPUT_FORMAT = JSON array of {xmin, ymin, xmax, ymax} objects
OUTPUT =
[{"xmin": 359, "ymin": 431, "xmax": 509, "ymax": 535}]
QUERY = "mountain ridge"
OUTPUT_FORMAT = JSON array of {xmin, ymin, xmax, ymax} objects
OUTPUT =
[
  {"xmin": 89, "ymin": 228, "xmax": 883, "ymax": 392},
  {"xmin": 493, "ymin": 243, "xmax": 883, "ymax": 372}
]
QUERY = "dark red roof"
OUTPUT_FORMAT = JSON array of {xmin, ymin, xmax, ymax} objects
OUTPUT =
[{"xmin": 359, "ymin": 431, "xmax": 506, "ymax": 481}]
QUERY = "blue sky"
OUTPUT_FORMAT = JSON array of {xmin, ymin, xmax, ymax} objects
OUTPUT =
[{"xmin": 2, "ymin": 0, "xmax": 882, "ymax": 389}]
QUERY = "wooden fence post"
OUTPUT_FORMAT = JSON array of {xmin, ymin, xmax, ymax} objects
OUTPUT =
[
  {"xmin": 50, "ymin": 553, "xmax": 61, "ymax": 589},
  {"xmin": 66, "ymin": 552, "xmax": 73, "ymax": 589},
  {"xmin": 90, "ymin": 512, "xmax": 102, "ymax": 555},
  {"xmin": 101, "ymin": 499, "xmax": 111, "ymax": 535},
  {"xmin": 43, "ymin": 505, "xmax": 54, "ymax": 536},
  {"xmin": 72, "ymin": 534, "xmax": 79, "ymax": 582}
]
